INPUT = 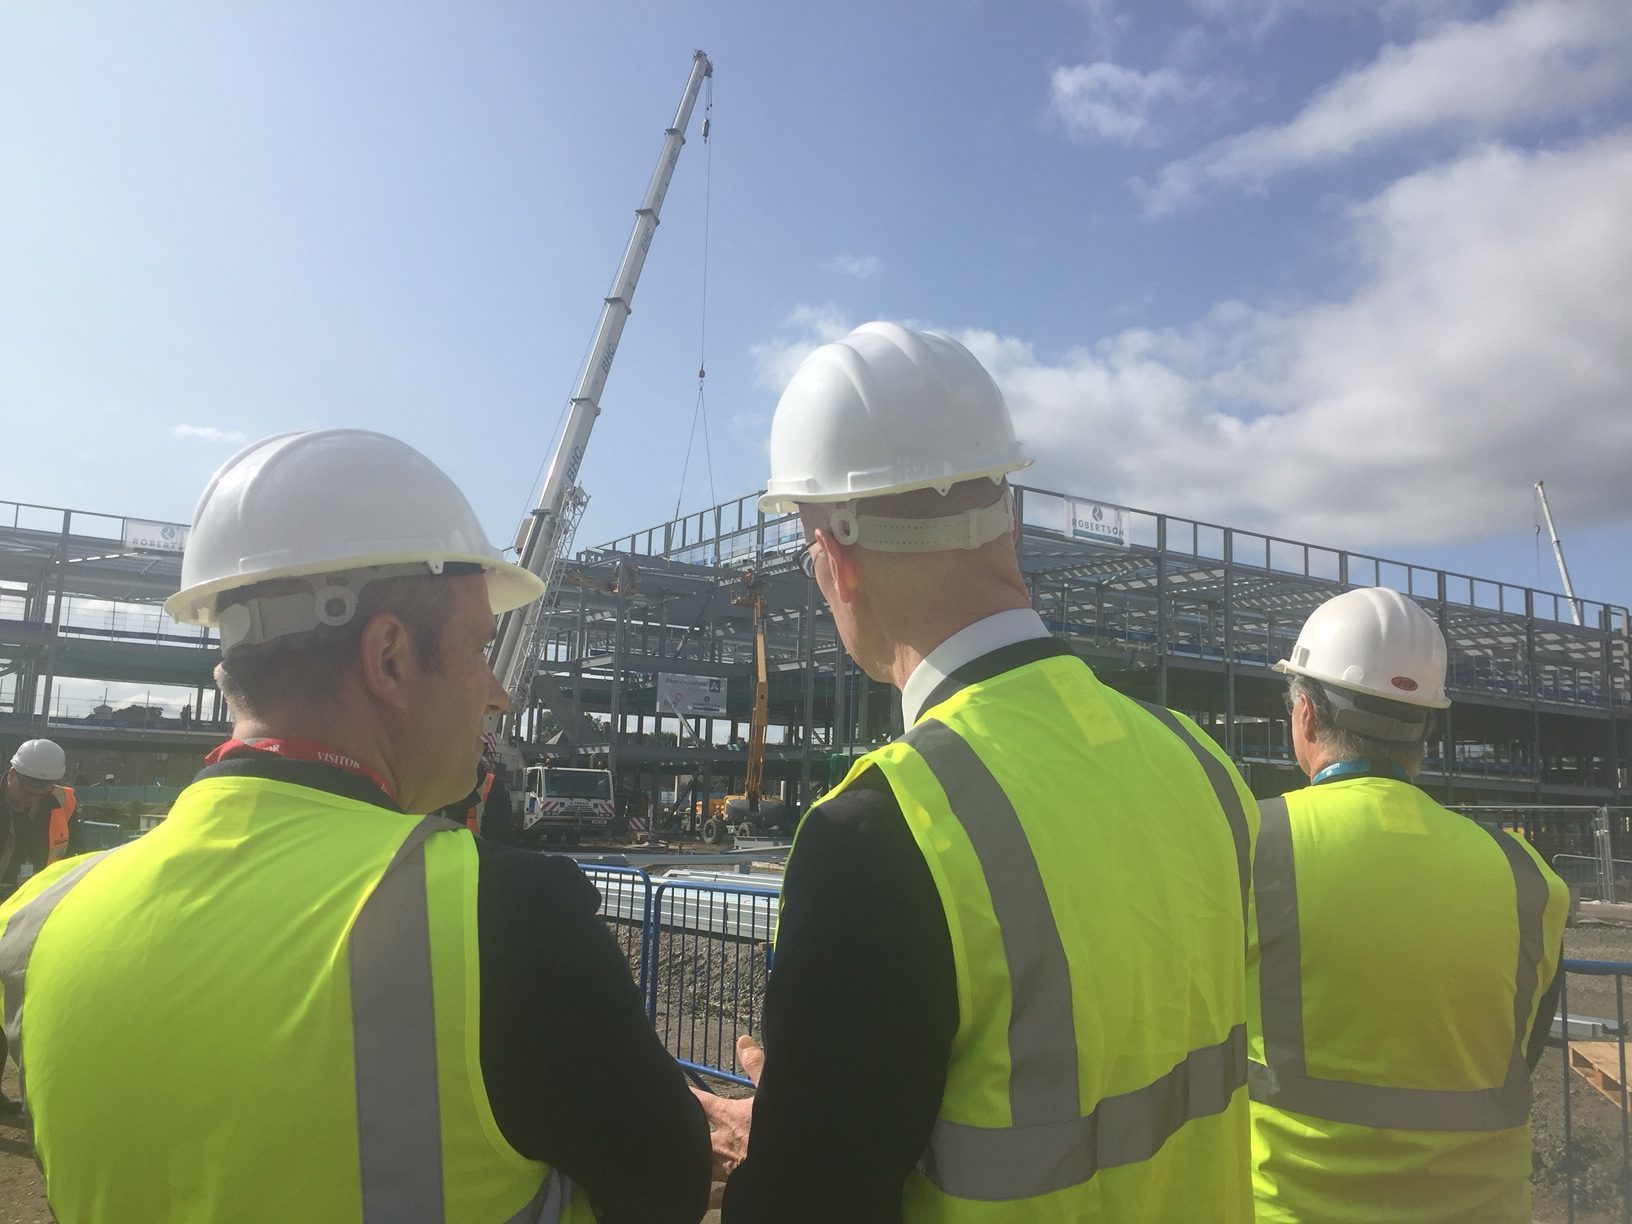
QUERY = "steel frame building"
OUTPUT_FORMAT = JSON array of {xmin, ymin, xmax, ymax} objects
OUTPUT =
[
  {"xmin": 560, "ymin": 484, "xmax": 1630, "ymax": 813},
  {"xmin": 2, "ymin": 488, "xmax": 1627, "ymax": 815}
]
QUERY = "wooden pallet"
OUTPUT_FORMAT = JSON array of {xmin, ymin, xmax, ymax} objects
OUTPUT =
[{"xmin": 1569, "ymin": 1041, "xmax": 1632, "ymax": 1112}]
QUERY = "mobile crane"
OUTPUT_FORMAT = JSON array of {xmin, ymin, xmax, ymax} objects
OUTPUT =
[
  {"xmin": 486, "ymin": 51, "xmax": 713, "ymax": 812},
  {"xmin": 1534, "ymin": 481, "xmax": 1584, "ymax": 627}
]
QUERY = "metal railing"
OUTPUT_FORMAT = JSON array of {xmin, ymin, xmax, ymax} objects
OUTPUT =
[
  {"xmin": 1556, "ymin": 959, "xmax": 1632, "ymax": 1223},
  {"xmin": 646, "ymin": 878, "xmax": 777, "ymax": 1087},
  {"xmin": 1555, "ymin": 856, "xmax": 1632, "ymax": 904},
  {"xmin": 583, "ymin": 866, "xmax": 779, "ymax": 1087}
]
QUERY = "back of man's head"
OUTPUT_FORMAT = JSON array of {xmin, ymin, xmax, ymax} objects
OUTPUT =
[
  {"xmin": 211, "ymin": 569, "xmax": 465, "ymax": 721},
  {"xmin": 1277, "ymin": 587, "xmax": 1451, "ymax": 775}
]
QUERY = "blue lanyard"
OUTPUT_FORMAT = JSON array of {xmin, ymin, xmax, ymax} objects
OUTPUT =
[{"xmin": 1311, "ymin": 758, "xmax": 1414, "ymax": 786}]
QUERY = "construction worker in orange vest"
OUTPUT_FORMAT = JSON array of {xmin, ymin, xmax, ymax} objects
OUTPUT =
[
  {"xmin": 0, "ymin": 737, "xmax": 76, "ymax": 1114},
  {"xmin": 1, "ymin": 739, "xmax": 76, "ymax": 893}
]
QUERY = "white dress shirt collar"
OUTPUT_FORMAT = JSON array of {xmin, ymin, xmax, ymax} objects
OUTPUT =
[{"xmin": 899, "ymin": 607, "xmax": 1051, "ymax": 727}]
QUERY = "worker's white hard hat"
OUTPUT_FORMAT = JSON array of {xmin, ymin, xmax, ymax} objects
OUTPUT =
[
  {"xmin": 1276, "ymin": 587, "xmax": 1451, "ymax": 722},
  {"xmin": 11, "ymin": 739, "xmax": 66, "ymax": 783},
  {"xmin": 165, "ymin": 429, "xmax": 544, "ymax": 649},
  {"xmin": 758, "ymin": 322, "xmax": 1031, "ymax": 517}
]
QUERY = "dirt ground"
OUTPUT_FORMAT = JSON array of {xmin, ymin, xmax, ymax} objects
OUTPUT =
[
  {"xmin": 0, "ymin": 925, "xmax": 1627, "ymax": 1222},
  {"xmin": 1531, "ymin": 923, "xmax": 1632, "ymax": 1223},
  {"xmin": 0, "ymin": 1063, "xmax": 44, "ymax": 1224}
]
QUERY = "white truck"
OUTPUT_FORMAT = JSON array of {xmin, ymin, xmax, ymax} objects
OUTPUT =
[{"xmin": 520, "ymin": 765, "xmax": 616, "ymax": 847}]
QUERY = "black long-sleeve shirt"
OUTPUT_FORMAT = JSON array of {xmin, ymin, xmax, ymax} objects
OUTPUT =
[
  {"xmin": 722, "ymin": 768, "xmax": 956, "ymax": 1223},
  {"xmin": 0, "ymin": 787, "xmax": 58, "ymax": 889},
  {"xmin": 196, "ymin": 754, "xmax": 710, "ymax": 1223}
]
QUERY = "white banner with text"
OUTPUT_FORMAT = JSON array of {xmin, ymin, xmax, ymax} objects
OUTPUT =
[{"xmin": 658, "ymin": 673, "xmax": 729, "ymax": 717}]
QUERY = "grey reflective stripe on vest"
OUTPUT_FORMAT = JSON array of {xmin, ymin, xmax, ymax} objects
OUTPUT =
[
  {"xmin": 352, "ymin": 814, "xmax": 560, "ymax": 1224},
  {"xmin": 506, "ymin": 1168, "xmax": 571, "ymax": 1224},
  {"xmin": 1249, "ymin": 796, "xmax": 1548, "ymax": 1132},
  {"xmin": 1134, "ymin": 701, "xmax": 1251, "ymax": 926},
  {"xmin": 0, "ymin": 852, "xmax": 114, "ymax": 1098},
  {"xmin": 920, "ymin": 1025, "xmax": 1248, "ymax": 1201},
  {"xmin": 904, "ymin": 718, "xmax": 1247, "ymax": 1200}
]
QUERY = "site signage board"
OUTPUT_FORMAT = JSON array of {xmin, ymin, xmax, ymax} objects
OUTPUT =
[
  {"xmin": 1067, "ymin": 499, "xmax": 1129, "ymax": 549},
  {"xmin": 658, "ymin": 673, "xmax": 728, "ymax": 717},
  {"xmin": 122, "ymin": 519, "xmax": 189, "ymax": 554}
]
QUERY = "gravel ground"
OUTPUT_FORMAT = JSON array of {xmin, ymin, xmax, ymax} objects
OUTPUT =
[{"xmin": 0, "ymin": 1063, "xmax": 45, "ymax": 1224}]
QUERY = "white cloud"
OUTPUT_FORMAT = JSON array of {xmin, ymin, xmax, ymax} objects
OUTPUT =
[
  {"xmin": 757, "ymin": 134, "xmax": 1632, "ymax": 549},
  {"xmin": 171, "ymin": 424, "xmax": 248, "ymax": 443},
  {"xmin": 749, "ymin": 305, "xmax": 855, "ymax": 392},
  {"xmin": 1187, "ymin": 0, "xmax": 1513, "ymax": 40},
  {"xmin": 824, "ymin": 254, "xmax": 882, "ymax": 280},
  {"xmin": 1065, "ymin": 0, "xmax": 1133, "ymax": 56},
  {"xmin": 1050, "ymin": 62, "xmax": 1221, "ymax": 145},
  {"xmin": 1145, "ymin": 0, "xmax": 1632, "ymax": 212}
]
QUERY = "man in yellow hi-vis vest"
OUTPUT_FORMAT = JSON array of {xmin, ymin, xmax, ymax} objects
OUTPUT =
[
  {"xmin": 0, "ymin": 430, "xmax": 709, "ymax": 1223},
  {"xmin": 695, "ymin": 322, "xmax": 1258, "ymax": 1222},
  {"xmin": 1253, "ymin": 587, "xmax": 1567, "ymax": 1223}
]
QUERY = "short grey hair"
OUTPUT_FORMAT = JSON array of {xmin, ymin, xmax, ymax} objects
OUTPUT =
[
  {"xmin": 214, "ymin": 572, "xmax": 460, "ymax": 721},
  {"xmin": 1288, "ymin": 674, "xmax": 1432, "ymax": 776}
]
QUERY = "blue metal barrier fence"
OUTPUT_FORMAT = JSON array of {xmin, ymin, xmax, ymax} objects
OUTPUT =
[
  {"xmin": 585, "ymin": 868, "xmax": 780, "ymax": 1087},
  {"xmin": 647, "ymin": 880, "xmax": 779, "ymax": 1087},
  {"xmin": 1557, "ymin": 958, "xmax": 1632, "ymax": 1223}
]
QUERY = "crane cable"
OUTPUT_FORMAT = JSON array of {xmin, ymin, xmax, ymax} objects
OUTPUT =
[{"xmin": 674, "ymin": 74, "xmax": 717, "ymax": 518}]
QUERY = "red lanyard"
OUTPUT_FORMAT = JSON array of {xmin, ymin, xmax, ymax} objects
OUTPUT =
[{"xmin": 205, "ymin": 738, "xmax": 399, "ymax": 804}]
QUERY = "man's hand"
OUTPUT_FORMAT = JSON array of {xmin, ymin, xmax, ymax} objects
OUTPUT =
[{"xmin": 691, "ymin": 1034, "xmax": 766, "ymax": 1185}]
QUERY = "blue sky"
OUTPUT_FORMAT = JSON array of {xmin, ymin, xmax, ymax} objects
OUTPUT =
[{"xmin": 4, "ymin": 0, "xmax": 1629, "ymax": 620}]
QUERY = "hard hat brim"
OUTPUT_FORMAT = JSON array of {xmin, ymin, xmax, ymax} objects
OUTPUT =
[
  {"xmin": 758, "ymin": 455, "xmax": 1033, "ymax": 516},
  {"xmin": 165, "ymin": 552, "xmax": 546, "ymax": 627},
  {"xmin": 1274, "ymin": 658, "xmax": 1452, "ymax": 709}
]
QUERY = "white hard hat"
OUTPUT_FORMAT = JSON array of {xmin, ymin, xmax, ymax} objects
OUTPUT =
[
  {"xmin": 165, "ymin": 430, "xmax": 544, "ymax": 647},
  {"xmin": 1275, "ymin": 587, "xmax": 1451, "ymax": 712},
  {"xmin": 11, "ymin": 739, "xmax": 66, "ymax": 783},
  {"xmin": 758, "ymin": 322, "xmax": 1031, "ymax": 515}
]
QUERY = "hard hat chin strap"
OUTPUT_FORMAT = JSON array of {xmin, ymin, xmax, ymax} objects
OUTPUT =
[
  {"xmin": 828, "ymin": 488, "xmax": 1015, "ymax": 554},
  {"xmin": 217, "ymin": 563, "xmax": 443, "ymax": 651}
]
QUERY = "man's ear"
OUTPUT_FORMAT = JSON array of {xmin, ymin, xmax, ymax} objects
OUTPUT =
[
  {"xmin": 1292, "ymin": 689, "xmax": 1318, "ymax": 744},
  {"xmin": 357, "ymin": 613, "xmax": 419, "ymax": 710},
  {"xmin": 815, "ymin": 528, "xmax": 863, "ymax": 605}
]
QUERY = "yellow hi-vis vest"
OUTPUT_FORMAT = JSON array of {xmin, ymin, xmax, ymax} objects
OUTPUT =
[
  {"xmin": 0, "ymin": 773, "xmax": 594, "ymax": 1223},
  {"xmin": 797, "ymin": 651, "xmax": 1258, "ymax": 1222},
  {"xmin": 1248, "ymin": 777, "xmax": 1568, "ymax": 1224}
]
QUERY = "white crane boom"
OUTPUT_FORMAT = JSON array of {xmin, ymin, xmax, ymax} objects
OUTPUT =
[
  {"xmin": 490, "ymin": 49, "xmax": 713, "ymax": 737},
  {"xmin": 1534, "ymin": 480, "xmax": 1583, "ymax": 626}
]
